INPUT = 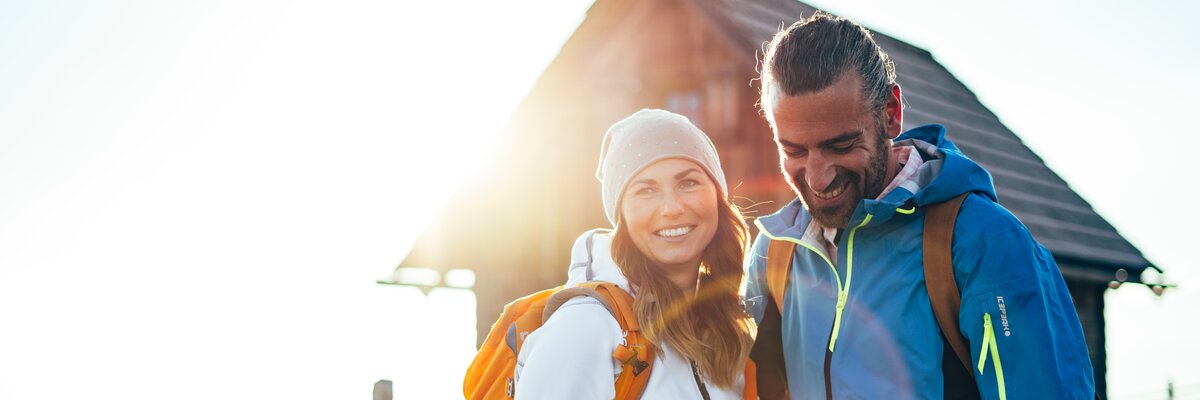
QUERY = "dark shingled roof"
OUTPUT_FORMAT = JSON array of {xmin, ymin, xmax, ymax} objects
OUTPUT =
[{"xmin": 694, "ymin": 0, "xmax": 1154, "ymax": 276}]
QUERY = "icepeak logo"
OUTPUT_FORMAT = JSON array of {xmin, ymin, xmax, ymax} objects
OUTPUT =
[{"xmin": 996, "ymin": 296, "xmax": 1012, "ymax": 337}]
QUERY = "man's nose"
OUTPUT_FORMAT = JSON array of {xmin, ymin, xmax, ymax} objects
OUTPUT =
[{"xmin": 805, "ymin": 154, "xmax": 837, "ymax": 193}]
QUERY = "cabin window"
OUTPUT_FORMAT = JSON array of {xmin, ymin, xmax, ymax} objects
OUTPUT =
[{"xmin": 665, "ymin": 91, "xmax": 703, "ymax": 128}]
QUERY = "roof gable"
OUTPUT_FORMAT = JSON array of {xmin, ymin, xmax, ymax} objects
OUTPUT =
[
  {"xmin": 401, "ymin": 0, "xmax": 1153, "ymax": 282},
  {"xmin": 694, "ymin": 0, "xmax": 1152, "ymax": 273}
]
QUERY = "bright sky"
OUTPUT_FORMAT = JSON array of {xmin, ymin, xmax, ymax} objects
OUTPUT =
[
  {"xmin": 0, "ymin": 0, "xmax": 589, "ymax": 398},
  {"xmin": 0, "ymin": 1, "xmax": 1194, "ymax": 399}
]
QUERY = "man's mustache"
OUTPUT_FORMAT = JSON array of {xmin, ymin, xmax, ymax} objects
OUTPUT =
[{"xmin": 795, "ymin": 170, "xmax": 861, "ymax": 194}]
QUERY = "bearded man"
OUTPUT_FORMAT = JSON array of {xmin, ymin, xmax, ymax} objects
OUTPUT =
[{"xmin": 743, "ymin": 12, "xmax": 1097, "ymax": 400}]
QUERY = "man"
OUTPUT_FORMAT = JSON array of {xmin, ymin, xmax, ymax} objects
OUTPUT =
[{"xmin": 743, "ymin": 12, "xmax": 1096, "ymax": 399}]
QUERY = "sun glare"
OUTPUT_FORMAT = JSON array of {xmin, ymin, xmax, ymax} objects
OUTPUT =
[{"xmin": 0, "ymin": 1, "xmax": 589, "ymax": 399}]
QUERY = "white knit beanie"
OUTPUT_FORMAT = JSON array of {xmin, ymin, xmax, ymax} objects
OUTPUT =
[{"xmin": 595, "ymin": 109, "xmax": 728, "ymax": 227}]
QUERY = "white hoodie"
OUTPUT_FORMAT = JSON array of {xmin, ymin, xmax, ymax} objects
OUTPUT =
[{"xmin": 513, "ymin": 229, "xmax": 745, "ymax": 399}]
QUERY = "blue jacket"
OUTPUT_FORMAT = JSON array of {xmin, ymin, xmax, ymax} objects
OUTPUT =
[{"xmin": 744, "ymin": 124, "xmax": 1095, "ymax": 399}]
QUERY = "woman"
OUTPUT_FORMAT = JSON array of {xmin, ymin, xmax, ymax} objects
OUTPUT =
[{"xmin": 513, "ymin": 109, "xmax": 756, "ymax": 399}]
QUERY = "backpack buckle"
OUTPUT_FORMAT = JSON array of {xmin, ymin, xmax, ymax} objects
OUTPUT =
[
  {"xmin": 629, "ymin": 344, "xmax": 650, "ymax": 376},
  {"xmin": 633, "ymin": 359, "xmax": 650, "ymax": 376},
  {"xmin": 612, "ymin": 344, "xmax": 650, "ymax": 375}
]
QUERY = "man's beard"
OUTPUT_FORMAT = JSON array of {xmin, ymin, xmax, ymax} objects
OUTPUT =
[{"xmin": 793, "ymin": 133, "xmax": 890, "ymax": 228}]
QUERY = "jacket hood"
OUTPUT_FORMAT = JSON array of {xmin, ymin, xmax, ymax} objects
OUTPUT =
[
  {"xmin": 565, "ymin": 229, "xmax": 633, "ymax": 293},
  {"xmin": 899, "ymin": 124, "xmax": 996, "ymax": 206},
  {"xmin": 757, "ymin": 124, "xmax": 997, "ymax": 238}
]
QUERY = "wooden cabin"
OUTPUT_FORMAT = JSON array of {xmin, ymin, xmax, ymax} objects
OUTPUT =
[{"xmin": 398, "ymin": 0, "xmax": 1157, "ymax": 395}]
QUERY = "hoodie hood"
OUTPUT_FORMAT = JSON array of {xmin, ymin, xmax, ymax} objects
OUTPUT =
[
  {"xmin": 565, "ymin": 229, "xmax": 633, "ymax": 293},
  {"xmin": 757, "ymin": 124, "xmax": 997, "ymax": 239}
]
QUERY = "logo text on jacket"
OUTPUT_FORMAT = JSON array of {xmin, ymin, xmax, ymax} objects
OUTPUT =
[{"xmin": 996, "ymin": 296, "xmax": 1011, "ymax": 337}]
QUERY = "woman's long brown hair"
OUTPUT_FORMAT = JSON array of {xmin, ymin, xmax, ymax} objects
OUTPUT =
[{"xmin": 610, "ymin": 196, "xmax": 755, "ymax": 389}]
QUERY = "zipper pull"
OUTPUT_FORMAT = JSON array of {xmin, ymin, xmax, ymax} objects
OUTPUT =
[
  {"xmin": 978, "ymin": 313, "xmax": 993, "ymax": 373},
  {"xmin": 979, "ymin": 312, "xmax": 1008, "ymax": 400}
]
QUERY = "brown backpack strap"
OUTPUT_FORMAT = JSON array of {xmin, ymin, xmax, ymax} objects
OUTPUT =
[
  {"xmin": 923, "ymin": 193, "xmax": 973, "ymax": 375},
  {"xmin": 925, "ymin": 194, "xmax": 1103, "ymax": 400},
  {"xmin": 766, "ymin": 240, "xmax": 796, "ymax": 313},
  {"xmin": 749, "ymin": 239, "xmax": 795, "ymax": 399}
]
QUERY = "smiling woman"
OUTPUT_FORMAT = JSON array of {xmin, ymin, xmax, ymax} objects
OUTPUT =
[{"xmin": 507, "ymin": 109, "xmax": 756, "ymax": 399}]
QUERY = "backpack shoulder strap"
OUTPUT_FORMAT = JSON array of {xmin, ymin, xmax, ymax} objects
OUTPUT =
[
  {"xmin": 742, "ymin": 359, "xmax": 758, "ymax": 400},
  {"xmin": 749, "ymin": 239, "xmax": 795, "ymax": 399},
  {"xmin": 923, "ymin": 194, "xmax": 1102, "ymax": 400},
  {"xmin": 542, "ymin": 285, "xmax": 616, "ymax": 323},
  {"xmin": 544, "ymin": 282, "xmax": 654, "ymax": 400},
  {"xmin": 766, "ymin": 239, "xmax": 797, "ymax": 313},
  {"xmin": 923, "ymin": 193, "xmax": 973, "ymax": 374}
]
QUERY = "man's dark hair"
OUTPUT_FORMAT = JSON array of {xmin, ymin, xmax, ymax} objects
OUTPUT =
[{"xmin": 760, "ymin": 12, "xmax": 897, "ymax": 115}]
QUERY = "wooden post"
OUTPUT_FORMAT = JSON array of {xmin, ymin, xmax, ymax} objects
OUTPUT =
[{"xmin": 373, "ymin": 379, "xmax": 392, "ymax": 400}]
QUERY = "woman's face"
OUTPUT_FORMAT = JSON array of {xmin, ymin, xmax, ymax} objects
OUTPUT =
[{"xmin": 619, "ymin": 158, "xmax": 720, "ymax": 271}]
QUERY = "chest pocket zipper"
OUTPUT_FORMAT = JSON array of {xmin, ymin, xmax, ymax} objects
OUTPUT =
[{"xmin": 978, "ymin": 312, "xmax": 1007, "ymax": 400}]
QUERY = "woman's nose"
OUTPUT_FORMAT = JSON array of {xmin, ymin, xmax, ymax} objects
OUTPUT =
[{"xmin": 658, "ymin": 191, "xmax": 685, "ymax": 217}]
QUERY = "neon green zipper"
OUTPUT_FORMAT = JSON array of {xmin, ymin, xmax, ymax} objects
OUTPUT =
[
  {"xmin": 828, "ymin": 214, "xmax": 872, "ymax": 352},
  {"xmin": 977, "ymin": 313, "xmax": 1007, "ymax": 400},
  {"xmin": 753, "ymin": 214, "xmax": 874, "ymax": 353}
]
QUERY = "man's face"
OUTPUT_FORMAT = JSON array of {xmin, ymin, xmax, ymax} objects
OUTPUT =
[{"xmin": 765, "ymin": 72, "xmax": 893, "ymax": 228}]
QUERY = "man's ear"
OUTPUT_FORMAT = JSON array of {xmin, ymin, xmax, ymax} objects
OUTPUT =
[{"xmin": 883, "ymin": 84, "xmax": 903, "ymax": 139}]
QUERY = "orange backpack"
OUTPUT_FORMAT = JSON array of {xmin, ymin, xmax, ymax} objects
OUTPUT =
[{"xmin": 463, "ymin": 281, "xmax": 759, "ymax": 399}]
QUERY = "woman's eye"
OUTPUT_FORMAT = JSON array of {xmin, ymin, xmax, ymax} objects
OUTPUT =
[
  {"xmin": 680, "ymin": 179, "xmax": 699, "ymax": 189},
  {"xmin": 636, "ymin": 187, "xmax": 656, "ymax": 196}
]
